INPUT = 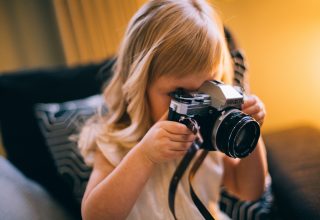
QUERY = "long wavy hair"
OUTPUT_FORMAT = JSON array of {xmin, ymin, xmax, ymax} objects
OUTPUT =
[{"xmin": 79, "ymin": 0, "xmax": 233, "ymax": 159}]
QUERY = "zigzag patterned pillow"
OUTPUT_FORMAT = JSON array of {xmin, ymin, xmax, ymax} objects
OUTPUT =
[
  {"xmin": 219, "ymin": 176, "xmax": 274, "ymax": 220},
  {"xmin": 34, "ymin": 95, "xmax": 104, "ymax": 202}
]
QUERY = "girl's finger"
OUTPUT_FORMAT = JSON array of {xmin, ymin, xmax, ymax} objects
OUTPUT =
[
  {"xmin": 242, "ymin": 104, "xmax": 261, "ymax": 115},
  {"xmin": 159, "ymin": 121, "xmax": 192, "ymax": 135},
  {"xmin": 252, "ymin": 111, "xmax": 265, "ymax": 125},
  {"xmin": 242, "ymin": 95, "xmax": 257, "ymax": 109},
  {"xmin": 167, "ymin": 133, "xmax": 196, "ymax": 142},
  {"xmin": 168, "ymin": 141, "xmax": 193, "ymax": 151}
]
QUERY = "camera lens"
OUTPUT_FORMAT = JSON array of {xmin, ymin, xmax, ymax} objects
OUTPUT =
[
  {"xmin": 233, "ymin": 121, "xmax": 259, "ymax": 156},
  {"xmin": 213, "ymin": 109, "xmax": 260, "ymax": 158},
  {"xmin": 235, "ymin": 128, "xmax": 249, "ymax": 152}
]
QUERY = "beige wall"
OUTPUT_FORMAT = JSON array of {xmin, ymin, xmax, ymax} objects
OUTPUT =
[{"xmin": 213, "ymin": 0, "xmax": 320, "ymax": 132}]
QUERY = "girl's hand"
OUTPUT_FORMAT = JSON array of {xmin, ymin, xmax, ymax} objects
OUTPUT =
[
  {"xmin": 137, "ymin": 112, "xmax": 196, "ymax": 164},
  {"xmin": 242, "ymin": 95, "xmax": 266, "ymax": 126}
]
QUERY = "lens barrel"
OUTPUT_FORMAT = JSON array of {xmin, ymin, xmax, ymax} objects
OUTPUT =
[{"xmin": 213, "ymin": 109, "xmax": 260, "ymax": 158}]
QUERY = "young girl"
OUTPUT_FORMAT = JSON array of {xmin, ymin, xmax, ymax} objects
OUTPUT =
[{"xmin": 79, "ymin": 0, "xmax": 267, "ymax": 219}]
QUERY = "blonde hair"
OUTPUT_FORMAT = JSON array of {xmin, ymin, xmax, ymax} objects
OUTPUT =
[{"xmin": 79, "ymin": 0, "xmax": 233, "ymax": 158}]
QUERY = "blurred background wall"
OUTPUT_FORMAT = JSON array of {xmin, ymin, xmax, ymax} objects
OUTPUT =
[
  {"xmin": 214, "ymin": 0, "xmax": 320, "ymax": 132},
  {"xmin": 0, "ymin": 0, "xmax": 320, "ymax": 134},
  {"xmin": 0, "ymin": 0, "xmax": 65, "ymax": 71}
]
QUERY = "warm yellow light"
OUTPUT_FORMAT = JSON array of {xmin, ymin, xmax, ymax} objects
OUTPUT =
[{"xmin": 214, "ymin": 0, "xmax": 320, "ymax": 131}]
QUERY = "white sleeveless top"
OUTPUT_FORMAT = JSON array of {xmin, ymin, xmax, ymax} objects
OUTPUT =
[{"xmin": 95, "ymin": 139, "xmax": 231, "ymax": 220}]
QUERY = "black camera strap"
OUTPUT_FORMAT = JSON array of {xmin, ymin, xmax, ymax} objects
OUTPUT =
[
  {"xmin": 168, "ymin": 118, "xmax": 215, "ymax": 220},
  {"xmin": 168, "ymin": 144, "xmax": 197, "ymax": 219},
  {"xmin": 169, "ymin": 145, "xmax": 214, "ymax": 220},
  {"xmin": 188, "ymin": 149, "xmax": 213, "ymax": 220}
]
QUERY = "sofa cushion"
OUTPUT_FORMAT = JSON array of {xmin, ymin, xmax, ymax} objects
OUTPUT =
[
  {"xmin": 34, "ymin": 94, "xmax": 104, "ymax": 202},
  {"xmin": 219, "ymin": 177, "xmax": 273, "ymax": 220},
  {"xmin": 0, "ymin": 58, "xmax": 115, "ymax": 219}
]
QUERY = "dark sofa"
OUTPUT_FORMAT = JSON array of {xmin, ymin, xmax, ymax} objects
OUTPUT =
[
  {"xmin": 0, "ymin": 59, "xmax": 114, "ymax": 219},
  {"xmin": 264, "ymin": 126, "xmax": 320, "ymax": 219},
  {"xmin": 1, "ymin": 58, "xmax": 320, "ymax": 219}
]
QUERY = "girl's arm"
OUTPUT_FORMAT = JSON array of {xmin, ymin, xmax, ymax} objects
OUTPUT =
[
  {"xmin": 222, "ymin": 95, "xmax": 268, "ymax": 201},
  {"xmin": 81, "ymin": 119, "xmax": 195, "ymax": 220},
  {"xmin": 223, "ymin": 137, "xmax": 268, "ymax": 201},
  {"xmin": 81, "ymin": 146, "xmax": 155, "ymax": 220}
]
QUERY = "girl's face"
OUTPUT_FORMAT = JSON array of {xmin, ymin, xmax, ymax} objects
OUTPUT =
[{"xmin": 147, "ymin": 72, "xmax": 217, "ymax": 122}]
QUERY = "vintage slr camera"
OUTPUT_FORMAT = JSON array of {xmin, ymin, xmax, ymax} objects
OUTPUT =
[{"xmin": 168, "ymin": 80, "xmax": 260, "ymax": 158}]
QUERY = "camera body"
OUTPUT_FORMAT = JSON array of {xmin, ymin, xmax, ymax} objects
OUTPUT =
[{"xmin": 168, "ymin": 80, "xmax": 260, "ymax": 158}]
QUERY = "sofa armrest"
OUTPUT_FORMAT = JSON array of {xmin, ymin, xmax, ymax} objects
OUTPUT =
[
  {"xmin": 0, "ymin": 156, "xmax": 73, "ymax": 220},
  {"xmin": 264, "ymin": 126, "xmax": 320, "ymax": 220}
]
